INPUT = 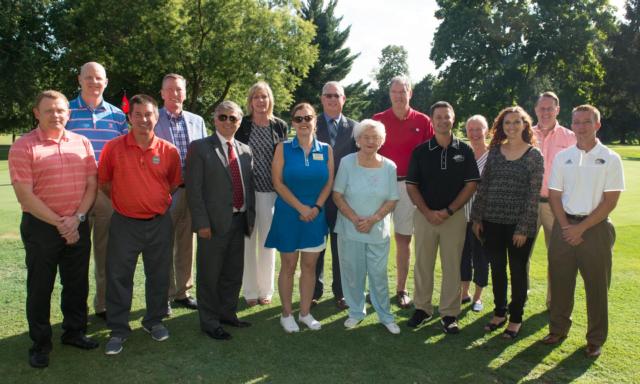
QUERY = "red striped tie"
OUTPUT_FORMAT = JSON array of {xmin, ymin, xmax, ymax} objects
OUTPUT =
[{"xmin": 227, "ymin": 142, "xmax": 244, "ymax": 210}]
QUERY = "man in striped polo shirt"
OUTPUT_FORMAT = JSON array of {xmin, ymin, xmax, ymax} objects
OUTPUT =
[
  {"xmin": 66, "ymin": 62, "xmax": 128, "ymax": 320},
  {"xmin": 9, "ymin": 90, "xmax": 100, "ymax": 368}
]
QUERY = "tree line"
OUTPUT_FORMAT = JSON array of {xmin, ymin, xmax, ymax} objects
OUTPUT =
[{"xmin": 1, "ymin": 0, "xmax": 638, "ymax": 143}]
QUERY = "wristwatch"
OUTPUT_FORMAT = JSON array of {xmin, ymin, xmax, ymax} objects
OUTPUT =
[
  {"xmin": 76, "ymin": 213, "xmax": 86, "ymax": 223},
  {"xmin": 446, "ymin": 207, "xmax": 454, "ymax": 216}
]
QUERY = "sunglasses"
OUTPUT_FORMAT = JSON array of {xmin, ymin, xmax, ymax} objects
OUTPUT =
[
  {"xmin": 323, "ymin": 93, "xmax": 341, "ymax": 99},
  {"xmin": 292, "ymin": 115, "xmax": 314, "ymax": 123},
  {"xmin": 217, "ymin": 114, "xmax": 239, "ymax": 123}
]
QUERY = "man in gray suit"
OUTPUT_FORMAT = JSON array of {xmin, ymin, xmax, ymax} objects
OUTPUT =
[
  {"xmin": 186, "ymin": 101, "xmax": 255, "ymax": 340},
  {"xmin": 155, "ymin": 73, "xmax": 207, "ymax": 311},
  {"xmin": 313, "ymin": 81, "xmax": 358, "ymax": 310}
]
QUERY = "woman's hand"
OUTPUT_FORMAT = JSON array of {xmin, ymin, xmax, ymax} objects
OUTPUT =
[
  {"xmin": 298, "ymin": 205, "xmax": 318, "ymax": 222},
  {"xmin": 355, "ymin": 216, "xmax": 377, "ymax": 233},
  {"xmin": 472, "ymin": 221, "xmax": 484, "ymax": 242},
  {"xmin": 512, "ymin": 234, "xmax": 527, "ymax": 248}
]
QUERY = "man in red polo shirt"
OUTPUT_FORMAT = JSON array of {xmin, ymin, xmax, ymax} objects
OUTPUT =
[
  {"xmin": 98, "ymin": 94, "xmax": 182, "ymax": 355},
  {"xmin": 9, "ymin": 90, "xmax": 99, "ymax": 368},
  {"xmin": 373, "ymin": 75, "xmax": 434, "ymax": 308}
]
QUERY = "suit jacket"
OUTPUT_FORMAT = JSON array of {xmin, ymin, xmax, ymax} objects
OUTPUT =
[
  {"xmin": 185, "ymin": 134, "xmax": 256, "ymax": 237},
  {"xmin": 154, "ymin": 107, "xmax": 207, "ymax": 146},
  {"xmin": 315, "ymin": 114, "xmax": 358, "ymax": 228}
]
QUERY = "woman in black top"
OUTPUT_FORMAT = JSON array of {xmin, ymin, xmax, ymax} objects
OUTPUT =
[
  {"xmin": 234, "ymin": 81, "xmax": 289, "ymax": 306},
  {"xmin": 471, "ymin": 106, "xmax": 543, "ymax": 339}
]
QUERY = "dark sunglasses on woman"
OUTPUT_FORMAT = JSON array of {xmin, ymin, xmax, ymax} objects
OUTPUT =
[{"xmin": 293, "ymin": 115, "xmax": 314, "ymax": 123}]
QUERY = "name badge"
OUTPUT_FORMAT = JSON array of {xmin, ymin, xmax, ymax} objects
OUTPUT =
[
  {"xmin": 312, "ymin": 153, "xmax": 324, "ymax": 161},
  {"xmin": 152, "ymin": 155, "xmax": 161, "ymax": 165}
]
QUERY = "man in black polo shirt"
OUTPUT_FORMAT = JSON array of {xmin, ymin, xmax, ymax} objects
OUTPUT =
[{"xmin": 405, "ymin": 101, "xmax": 480, "ymax": 334}]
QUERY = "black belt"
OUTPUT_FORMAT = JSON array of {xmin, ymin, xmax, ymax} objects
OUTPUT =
[
  {"xmin": 566, "ymin": 213, "xmax": 588, "ymax": 221},
  {"xmin": 397, "ymin": 176, "xmax": 406, "ymax": 181},
  {"xmin": 539, "ymin": 197, "xmax": 549, "ymax": 203},
  {"xmin": 233, "ymin": 211, "xmax": 246, "ymax": 216},
  {"xmin": 178, "ymin": 184, "xmax": 186, "ymax": 189}
]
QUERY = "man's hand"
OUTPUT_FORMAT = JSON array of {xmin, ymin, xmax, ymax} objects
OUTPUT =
[
  {"xmin": 423, "ymin": 208, "xmax": 444, "ymax": 225},
  {"xmin": 562, "ymin": 224, "xmax": 584, "ymax": 246},
  {"xmin": 198, "ymin": 227, "xmax": 212, "ymax": 240},
  {"xmin": 57, "ymin": 216, "xmax": 79, "ymax": 236},
  {"xmin": 62, "ymin": 229, "xmax": 80, "ymax": 245}
]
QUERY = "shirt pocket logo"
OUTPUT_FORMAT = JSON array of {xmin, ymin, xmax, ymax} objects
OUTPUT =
[{"xmin": 453, "ymin": 154, "xmax": 465, "ymax": 162}]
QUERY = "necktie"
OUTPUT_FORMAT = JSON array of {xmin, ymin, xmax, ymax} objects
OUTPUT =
[
  {"xmin": 329, "ymin": 119, "xmax": 339, "ymax": 146},
  {"xmin": 227, "ymin": 142, "xmax": 244, "ymax": 210}
]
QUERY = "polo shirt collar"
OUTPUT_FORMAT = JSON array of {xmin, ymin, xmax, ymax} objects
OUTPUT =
[
  {"xmin": 428, "ymin": 134, "xmax": 459, "ymax": 151},
  {"xmin": 77, "ymin": 95, "xmax": 106, "ymax": 111},
  {"xmin": 291, "ymin": 136, "xmax": 321, "ymax": 152},
  {"xmin": 36, "ymin": 126, "xmax": 69, "ymax": 143},
  {"xmin": 126, "ymin": 130, "xmax": 159, "ymax": 149}
]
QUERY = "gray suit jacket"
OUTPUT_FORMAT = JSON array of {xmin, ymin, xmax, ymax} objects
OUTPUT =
[
  {"xmin": 154, "ymin": 107, "xmax": 207, "ymax": 146},
  {"xmin": 185, "ymin": 134, "xmax": 256, "ymax": 236},
  {"xmin": 315, "ymin": 114, "xmax": 358, "ymax": 228}
]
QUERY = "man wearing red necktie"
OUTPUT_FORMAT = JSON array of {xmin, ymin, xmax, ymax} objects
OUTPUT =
[{"xmin": 185, "ymin": 101, "xmax": 256, "ymax": 341}]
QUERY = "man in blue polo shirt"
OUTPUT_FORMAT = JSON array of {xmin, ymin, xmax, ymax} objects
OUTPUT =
[{"xmin": 66, "ymin": 61, "xmax": 128, "ymax": 320}]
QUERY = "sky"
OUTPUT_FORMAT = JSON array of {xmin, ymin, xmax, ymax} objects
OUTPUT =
[{"xmin": 334, "ymin": 0, "xmax": 628, "ymax": 87}]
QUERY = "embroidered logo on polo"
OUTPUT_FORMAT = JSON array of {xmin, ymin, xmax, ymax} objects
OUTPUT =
[
  {"xmin": 152, "ymin": 155, "xmax": 160, "ymax": 165},
  {"xmin": 453, "ymin": 154, "xmax": 465, "ymax": 162},
  {"xmin": 595, "ymin": 158, "xmax": 606, "ymax": 164}
]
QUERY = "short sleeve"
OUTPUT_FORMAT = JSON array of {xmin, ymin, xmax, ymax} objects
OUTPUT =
[
  {"xmin": 548, "ymin": 154, "xmax": 564, "ymax": 191},
  {"xmin": 387, "ymin": 161, "xmax": 399, "ymax": 200},
  {"xmin": 463, "ymin": 145, "xmax": 480, "ymax": 182},
  {"xmin": 8, "ymin": 140, "xmax": 33, "ymax": 184},
  {"xmin": 97, "ymin": 141, "xmax": 114, "ymax": 184},
  {"xmin": 604, "ymin": 152, "xmax": 625, "ymax": 192},
  {"xmin": 406, "ymin": 148, "xmax": 421, "ymax": 185},
  {"xmin": 83, "ymin": 138, "xmax": 98, "ymax": 175},
  {"xmin": 168, "ymin": 146, "xmax": 183, "ymax": 186},
  {"xmin": 333, "ymin": 155, "xmax": 350, "ymax": 194}
]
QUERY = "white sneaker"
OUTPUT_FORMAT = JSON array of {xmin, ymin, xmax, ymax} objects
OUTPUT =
[
  {"xmin": 280, "ymin": 315, "xmax": 300, "ymax": 333},
  {"xmin": 472, "ymin": 300, "xmax": 484, "ymax": 312},
  {"xmin": 344, "ymin": 317, "xmax": 361, "ymax": 329},
  {"xmin": 298, "ymin": 313, "xmax": 321, "ymax": 330},
  {"xmin": 383, "ymin": 322, "xmax": 401, "ymax": 334}
]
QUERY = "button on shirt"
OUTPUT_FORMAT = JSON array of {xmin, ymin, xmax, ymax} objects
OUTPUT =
[
  {"xmin": 406, "ymin": 136, "xmax": 480, "ymax": 210},
  {"xmin": 548, "ymin": 141, "xmax": 625, "ymax": 216},
  {"xmin": 533, "ymin": 123, "xmax": 576, "ymax": 198}
]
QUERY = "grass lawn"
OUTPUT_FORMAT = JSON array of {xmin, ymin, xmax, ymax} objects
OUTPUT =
[{"xmin": 0, "ymin": 142, "xmax": 638, "ymax": 383}]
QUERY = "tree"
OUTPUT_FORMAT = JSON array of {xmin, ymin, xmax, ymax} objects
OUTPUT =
[
  {"xmin": 430, "ymin": 0, "xmax": 616, "ymax": 124},
  {"xmin": 47, "ymin": 0, "xmax": 317, "ymax": 122},
  {"xmin": 599, "ymin": 0, "xmax": 640, "ymax": 143},
  {"xmin": 363, "ymin": 44, "xmax": 410, "ymax": 116},
  {"xmin": 293, "ymin": 0, "xmax": 360, "ymax": 113},
  {"xmin": 0, "ymin": 1, "xmax": 59, "ymax": 135}
]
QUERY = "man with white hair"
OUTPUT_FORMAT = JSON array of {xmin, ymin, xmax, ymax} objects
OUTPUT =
[
  {"xmin": 66, "ymin": 61, "xmax": 128, "ymax": 320},
  {"xmin": 373, "ymin": 76, "xmax": 434, "ymax": 308}
]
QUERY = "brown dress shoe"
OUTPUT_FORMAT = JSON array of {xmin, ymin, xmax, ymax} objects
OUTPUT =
[
  {"xmin": 335, "ymin": 298, "xmax": 349, "ymax": 310},
  {"xmin": 541, "ymin": 333, "xmax": 567, "ymax": 345},
  {"xmin": 585, "ymin": 344, "xmax": 602, "ymax": 357}
]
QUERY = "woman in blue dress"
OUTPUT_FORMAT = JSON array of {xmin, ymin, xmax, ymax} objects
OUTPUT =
[{"xmin": 265, "ymin": 103, "xmax": 334, "ymax": 333}]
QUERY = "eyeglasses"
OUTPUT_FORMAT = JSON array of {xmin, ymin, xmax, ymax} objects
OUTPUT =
[
  {"xmin": 292, "ymin": 115, "xmax": 314, "ymax": 123},
  {"xmin": 323, "ymin": 93, "xmax": 341, "ymax": 99},
  {"xmin": 217, "ymin": 114, "xmax": 239, "ymax": 123}
]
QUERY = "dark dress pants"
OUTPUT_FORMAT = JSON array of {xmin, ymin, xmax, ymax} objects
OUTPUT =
[
  {"xmin": 106, "ymin": 212, "xmax": 172, "ymax": 338},
  {"xmin": 197, "ymin": 213, "xmax": 245, "ymax": 333},
  {"xmin": 483, "ymin": 221, "xmax": 534, "ymax": 323},
  {"xmin": 20, "ymin": 213, "xmax": 91, "ymax": 351}
]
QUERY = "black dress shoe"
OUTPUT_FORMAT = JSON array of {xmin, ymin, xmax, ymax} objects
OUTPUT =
[
  {"xmin": 205, "ymin": 327, "xmax": 232, "ymax": 340},
  {"xmin": 62, "ymin": 335, "xmax": 100, "ymax": 350},
  {"xmin": 29, "ymin": 348, "xmax": 49, "ymax": 368},
  {"xmin": 220, "ymin": 318, "xmax": 252, "ymax": 328},
  {"xmin": 173, "ymin": 296, "xmax": 198, "ymax": 310},
  {"xmin": 95, "ymin": 311, "xmax": 107, "ymax": 320}
]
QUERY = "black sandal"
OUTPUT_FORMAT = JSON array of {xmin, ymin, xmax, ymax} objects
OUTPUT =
[
  {"xmin": 502, "ymin": 328, "xmax": 520, "ymax": 339},
  {"xmin": 484, "ymin": 318, "xmax": 507, "ymax": 332}
]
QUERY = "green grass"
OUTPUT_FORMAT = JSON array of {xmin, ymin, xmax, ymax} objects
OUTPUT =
[{"xmin": 0, "ymin": 144, "xmax": 639, "ymax": 383}]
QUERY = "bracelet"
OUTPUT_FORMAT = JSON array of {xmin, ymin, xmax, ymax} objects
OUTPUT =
[{"xmin": 313, "ymin": 204, "xmax": 322, "ymax": 211}]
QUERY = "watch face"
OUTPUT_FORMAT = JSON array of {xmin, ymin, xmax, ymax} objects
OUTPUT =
[{"xmin": 77, "ymin": 214, "xmax": 86, "ymax": 222}]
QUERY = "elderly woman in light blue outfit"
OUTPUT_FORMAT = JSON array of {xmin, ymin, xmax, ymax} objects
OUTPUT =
[{"xmin": 332, "ymin": 119, "xmax": 400, "ymax": 334}]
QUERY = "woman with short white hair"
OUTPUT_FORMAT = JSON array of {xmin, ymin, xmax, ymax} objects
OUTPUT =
[{"xmin": 332, "ymin": 119, "xmax": 401, "ymax": 334}]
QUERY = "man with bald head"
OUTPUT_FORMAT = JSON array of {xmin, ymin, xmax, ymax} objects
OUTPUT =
[{"xmin": 67, "ymin": 62, "xmax": 128, "ymax": 320}]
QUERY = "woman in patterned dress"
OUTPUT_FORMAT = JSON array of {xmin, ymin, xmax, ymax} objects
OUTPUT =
[{"xmin": 235, "ymin": 81, "xmax": 288, "ymax": 306}]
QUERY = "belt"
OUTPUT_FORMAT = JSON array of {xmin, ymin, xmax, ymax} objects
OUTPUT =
[
  {"xmin": 397, "ymin": 176, "xmax": 406, "ymax": 181},
  {"xmin": 178, "ymin": 184, "xmax": 186, "ymax": 189},
  {"xmin": 233, "ymin": 211, "xmax": 246, "ymax": 216},
  {"xmin": 566, "ymin": 213, "xmax": 588, "ymax": 221},
  {"xmin": 539, "ymin": 197, "xmax": 549, "ymax": 203}
]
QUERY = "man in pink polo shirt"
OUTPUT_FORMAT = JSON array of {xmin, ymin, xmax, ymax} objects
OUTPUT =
[
  {"xmin": 533, "ymin": 91, "xmax": 576, "ymax": 307},
  {"xmin": 373, "ymin": 75, "xmax": 434, "ymax": 308},
  {"xmin": 9, "ymin": 90, "xmax": 99, "ymax": 368}
]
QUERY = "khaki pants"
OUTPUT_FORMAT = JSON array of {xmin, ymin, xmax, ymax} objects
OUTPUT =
[
  {"xmin": 548, "ymin": 218, "xmax": 615, "ymax": 346},
  {"xmin": 537, "ymin": 201, "xmax": 555, "ymax": 306},
  {"xmin": 90, "ymin": 189, "xmax": 113, "ymax": 313},
  {"xmin": 413, "ymin": 210, "xmax": 466, "ymax": 317},
  {"xmin": 168, "ymin": 188, "xmax": 195, "ymax": 301}
]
